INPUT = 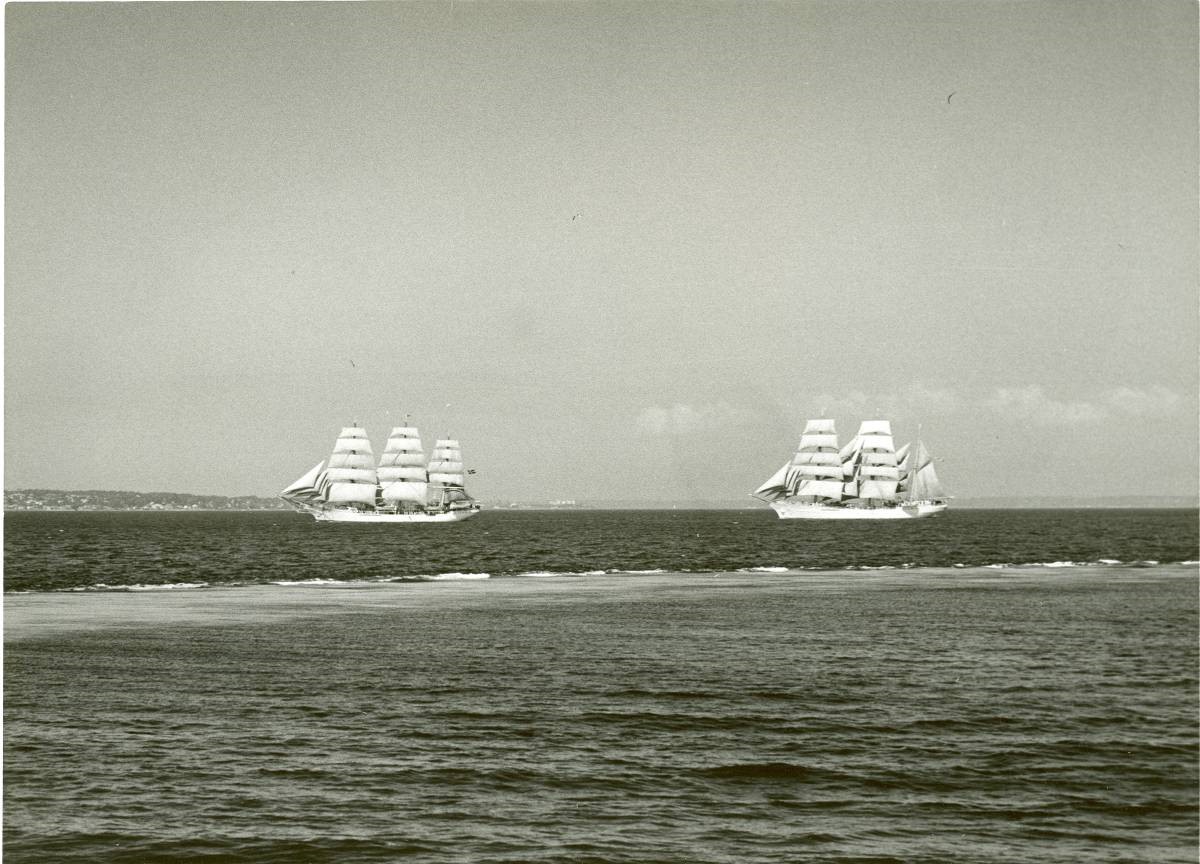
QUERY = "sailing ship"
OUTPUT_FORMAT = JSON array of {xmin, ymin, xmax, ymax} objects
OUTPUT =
[
  {"xmin": 752, "ymin": 418, "xmax": 948, "ymax": 519},
  {"xmin": 280, "ymin": 423, "xmax": 480, "ymax": 522}
]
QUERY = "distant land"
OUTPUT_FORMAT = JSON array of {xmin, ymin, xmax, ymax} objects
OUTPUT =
[{"xmin": 3, "ymin": 489, "xmax": 1196, "ymax": 512}]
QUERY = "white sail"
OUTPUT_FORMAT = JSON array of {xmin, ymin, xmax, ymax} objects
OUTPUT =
[
  {"xmin": 281, "ymin": 461, "xmax": 325, "ymax": 500},
  {"xmin": 908, "ymin": 441, "xmax": 947, "ymax": 500},
  {"xmin": 754, "ymin": 417, "xmax": 947, "ymax": 519},
  {"xmin": 859, "ymin": 479, "xmax": 899, "ymax": 499},
  {"xmin": 282, "ymin": 420, "xmax": 480, "ymax": 522},
  {"xmin": 782, "ymin": 419, "xmax": 842, "ymax": 500},
  {"xmin": 327, "ymin": 482, "xmax": 378, "ymax": 504},
  {"xmin": 803, "ymin": 418, "xmax": 837, "ymax": 435},
  {"xmin": 378, "ymin": 465, "xmax": 426, "ymax": 482},
  {"xmin": 792, "ymin": 451, "xmax": 841, "ymax": 466},
  {"xmin": 380, "ymin": 481, "xmax": 428, "ymax": 503},
  {"xmin": 858, "ymin": 465, "xmax": 900, "ymax": 480},
  {"xmin": 376, "ymin": 423, "xmax": 430, "ymax": 503},
  {"xmin": 860, "ymin": 452, "xmax": 898, "ymax": 466},
  {"xmin": 320, "ymin": 426, "xmax": 377, "ymax": 504},
  {"xmin": 379, "ymin": 426, "xmax": 425, "ymax": 472},
  {"xmin": 752, "ymin": 460, "xmax": 793, "ymax": 501},
  {"xmin": 847, "ymin": 422, "xmax": 897, "ymax": 497},
  {"xmin": 328, "ymin": 452, "xmax": 374, "ymax": 470},
  {"xmin": 384, "ymin": 427, "xmax": 423, "ymax": 452},
  {"xmin": 324, "ymin": 467, "xmax": 376, "ymax": 483},
  {"xmin": 420, "ymin": 435, "xmax": 476, "ymax": 508},
  {"xmin": 858, "ymin": 433, "xmax": 895, "ymax": 452},
  {"xmin": 797, "ymin": 478, "xmax": 844, "ymax": 500},
  {"xmin": 428, "ymin": 438, "xmax": 467, "ymax": 487},
  {"xmin": 795, "ymin": 463, "xmax": 845, "ymax": 479},
  {"xmin": 379, "ymin": 452, "xmax": 425, "ymax": 467},
  {"xmin": 797, "ymin": 432, "xmax": 838, "ymax": 450},
  {"xmin": 333, "ymin": 428, "xmax": 373, "ymax": 454}
]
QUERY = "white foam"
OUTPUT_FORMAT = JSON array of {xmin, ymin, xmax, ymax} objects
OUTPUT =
[
  {"xmin": 1098, "ymin": 559, "xmax": 1121, "ymax": 565},
  {"xmin": 125, "ymin": 582, "xmax": 210, "ymax": 591},
  {"xmin": 426, "ymin": 572, "xmax": 490, "ymax": 581},
  {"xmin": 738, "ymin": 566, "xmax": 791, "ymax": 573},
  {"xmin": 271, "ymin": 578, "xmax": 344, "ymax": 586},
  {"xmin": 72, "ymin": 582, "xmax": 210, "ymax": 592}
]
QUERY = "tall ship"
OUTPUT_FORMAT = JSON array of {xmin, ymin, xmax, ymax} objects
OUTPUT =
[
  {"xmin": 280, "ymin": 423, "xmax": 480, "ymax": 523},
  {"xmin": 752, "ymin": 418, "xmax": 948, "ymax": 519}
]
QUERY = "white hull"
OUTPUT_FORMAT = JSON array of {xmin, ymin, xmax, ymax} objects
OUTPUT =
[
  {"xmin": 308, "ymin": 506, "xmax": 479, "ymax": 523},
  {"xmin": 770, "ymin": 500, "xmax": 947, "ymax": 520}
]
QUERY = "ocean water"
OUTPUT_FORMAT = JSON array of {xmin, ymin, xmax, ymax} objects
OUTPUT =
[{"xmin": 4, "ymin": 509, "xmax": 1198, "ymax": 863}]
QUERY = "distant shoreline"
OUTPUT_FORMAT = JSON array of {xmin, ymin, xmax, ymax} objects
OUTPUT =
[
  {"xmin": 5, "ymin": 504, "xmax": 1197, "ymax": 513},
  {"xmin": 5, "ymin": 489, "xmax": 1196, "ymax": 513}
]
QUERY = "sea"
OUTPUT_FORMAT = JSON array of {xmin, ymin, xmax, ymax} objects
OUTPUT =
[{"xmin": 4, "ymin": 508, "xmax": 1198, "ymax": 863}]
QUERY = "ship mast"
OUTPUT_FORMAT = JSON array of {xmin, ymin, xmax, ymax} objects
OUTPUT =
[{"xmin": 788, "ymin": 418, "xmax": 844, "ymax": 504}]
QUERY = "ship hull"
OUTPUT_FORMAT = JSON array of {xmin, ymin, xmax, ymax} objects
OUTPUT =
[
  {"xmin": 770, "ymin": 501, "xmax": 947, "ymax": 520},
  {"xmin": 308, "ymin": 507, "xmax": 479, "ymax": 523}
]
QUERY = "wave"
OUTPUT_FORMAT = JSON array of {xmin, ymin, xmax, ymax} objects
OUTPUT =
[
  {"xmin": 19, "ymin": 560, "xmax": 1198, "ymax": 595},
  {"xmin": 270, "ymin": 578, "xmax": 345, "ymax": 586},
  {"xmin": 67, "ymin": 582, "xmax": 210, "ymax": 592},
  {"xmin": 701, "ymin": 762, "xmax": 829, "ymax": 781}
]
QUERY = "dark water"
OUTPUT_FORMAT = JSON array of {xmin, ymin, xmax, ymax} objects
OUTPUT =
[
  {"xmin": 4, "ymin": 510, "xmax": 1198, "ymax": 863},
  {"xmin": 3, "ymin": 508, "xmax": 1197, "ymax": 592}
]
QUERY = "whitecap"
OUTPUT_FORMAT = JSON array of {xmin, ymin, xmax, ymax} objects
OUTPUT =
[
  {"xmin": 426, "ymin": 572, "xmax": 490, "ymax": 581},
  {"xmin": 737, "ymin": 566, "xmax": 791, "ymax": 573},
  {"xmin": 271, "ymin": 578, "xmax": 345, "ymax": 586},
  {"xmin": 126, "ymin": 582, "xmax": 210, "ymax": 591}
]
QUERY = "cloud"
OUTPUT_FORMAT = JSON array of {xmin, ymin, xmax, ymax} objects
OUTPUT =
[
  {"xmin": 1103, "ymin": 385, "xmax": 1182, "ymax": 418},
  {"xmin": 981, "ymin": 385, "xmax": 1183, "ymax": 425},
  {"xmin": 635, "ymin": 402, "xmax": 764, "ymax": 436}
]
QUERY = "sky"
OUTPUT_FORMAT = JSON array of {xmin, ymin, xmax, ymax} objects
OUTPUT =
[{"xmin": 5, "ymin": 0, "xmax": 1197, "ymax": 502}]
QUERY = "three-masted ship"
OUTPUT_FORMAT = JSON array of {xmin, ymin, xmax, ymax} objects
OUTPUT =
[
  {"xmin": 281, "ymin": 424, "xmax": 480, "ymax": 523},
  {"xmin": 752, "ymin": 418, "xmax": 948, "ymax": 519}
]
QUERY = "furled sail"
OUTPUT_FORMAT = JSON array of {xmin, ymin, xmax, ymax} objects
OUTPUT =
[
  {"xmin": 378, "ymin": 426, "xmax": 428, "ymax": 504},
  {"xmin": 324, "ymin": 426, "xmax": 377, "ymax": 504}
]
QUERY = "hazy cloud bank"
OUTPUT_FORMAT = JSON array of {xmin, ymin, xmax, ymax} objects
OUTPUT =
[
  {"xmin": 635, "ymin": 385, "xmax": 1185, "ymax": 436},
  {"xmin": 983, "ymin": 385, "xmax": 1183, "ymax": 426}
]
